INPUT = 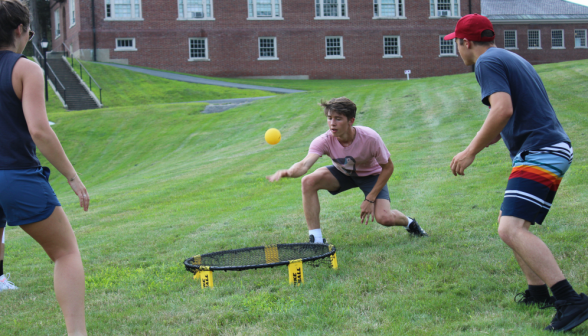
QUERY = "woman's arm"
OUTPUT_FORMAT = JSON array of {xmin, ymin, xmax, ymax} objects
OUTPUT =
[{"xmin": 15, "ymin": 59, "xmax": 89, "ymax": 211}]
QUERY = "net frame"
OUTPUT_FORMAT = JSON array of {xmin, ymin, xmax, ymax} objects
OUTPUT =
[{"xmin": 184, "ymin": 243, "xmax": 337, "ymax": 274}]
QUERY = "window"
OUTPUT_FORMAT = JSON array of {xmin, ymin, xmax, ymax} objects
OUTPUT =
[
  {"xmin": 115, "ymin": 38, "xmax": 137, "ymax": 51},
  {"xmin": 504, "ymin": 30, "xmax": 517, "ymax": 49},
  {"xmin": 430, "ymin": 0, "xmax": 459, "ymax": 17},
  {"xmin": 248, "ymin": 0, "xmax": 281, "ymax": 19},
  {"xmin": 528, "ymin": 30, "xmax": 541, "ymax": 48},
  {"xmin": 551, "ymin": 29, "xmax": 564, "ymax": 48},
  {"xmin": 189, "ymin": 38, "xmax": 209, "ymax": 60},
  {"xmin": 325, "ymin": 36, "xmax": 344, "ymax": 59},
  {"xmin": 575, "ymin": 29, "xmax": 587, "ymax": 48},
  {"xmin": 258, "ymin": 37, "xmax": 278, "ymax": 60},
  {"xmin": 69, "ymin": 0, "xmax": 76, "ymax": 26},
  {"xmin": 374, "ymin": 0, "xmax": 404, "ymax": 18},
  {"xmin": 315, "ymin": 0, "xmax": 348, "ymax": 19},
  {"xmin": 439, "ymin": 36, "xmax": 456, "ymax": 56},
  {"xmin": 54, "ymin": 10, "xmax": 61, "ymax": 38},
  {"xmin": 178, "ymin": 0, "xmax": 214, "ymax": 20},
  {"xmin": 383, "ymin": 36, "xmax": 401, "ymax": 57},
  {"xmin": 105, "ymin": 0, "xmax": 142, "ymax": 20}
]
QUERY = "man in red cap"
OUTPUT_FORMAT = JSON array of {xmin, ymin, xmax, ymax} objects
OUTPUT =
[{"xmin": 446, "ymin": 14, "xmax": 588, "ymax": 332}]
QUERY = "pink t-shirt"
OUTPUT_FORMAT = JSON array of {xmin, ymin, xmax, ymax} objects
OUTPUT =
[{"xmin": 308, "ymin": 126, "xmax": 391, "ymax": 176}]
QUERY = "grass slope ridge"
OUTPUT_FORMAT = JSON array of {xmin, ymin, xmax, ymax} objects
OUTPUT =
[{"xmin": 2, "ymin": 60, "xmax": 587, "ymax": 335}]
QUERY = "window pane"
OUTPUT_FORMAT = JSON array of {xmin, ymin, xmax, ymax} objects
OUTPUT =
[
  {"xmin": 323, "ymin": 0, "xmax": 338, "ymax": 16},
  {"xmin": 114, "ymin": 0, "xmax": 131, "ymax": 18},
  {"xmin": 179, "ymin": 0, "xmax": 184, "ymax": 17},
  {"xmin": 257, "ymin": 0, "xmax": 272, "ymax": 17},
  {"xmin": 398, "ymin": 0, "xmax": 403, "ymax": 16},
  {"xmin": 275, "ymin": 1, "xmax": 280, "ymax": 17},
  {"xmin": 430, "ymin": 0, "xmax": 435, "ymax": 16},
  {"xmin": 439, "ymin": 36, "xmax": 454, "ymax": 54},
  {"xmin": 575, "ymin": 29, "xmax": 586, "ymax": 47},
  {"xmin": 504, "ymin": 30, "xmax": 516, "ymax": 48},
  {"xmin": 437, "ymin": 0, "xmax": 450, "ymax": 11},
  {"xmin": 374, "ymin": 0, "xmax": 378, "ymax": 16},
  {"xmin": 190, "ymin": 39, "xmax": 207, "ymax": 58},
  {"xmin": 326, "ymin": 37, "xmax": 341, "ymax": 56},
  {"xmin": 315, "ymin": 0, "xmax": 320, "ymax": 17},
  {"xmin": 381, "ymin": 0, "xmax": 396, "ymax": 17},
  {"xmin": 384, "ymin": 37, "xmax": 399, "ymax": 55},
  {"xmin": 528, "ymin": 30, "xmax": 540, "ymax": 48},
  {"xmin": 259, "ymin": 38, "xmax": 275, "ymax": 57},
  {"xmin": 552, "ymin": 30, "xmax": 563, "ymax": 47},
  {"xmin": 186, "ymin": 0, "xmax": 204, "ymax": 18}
]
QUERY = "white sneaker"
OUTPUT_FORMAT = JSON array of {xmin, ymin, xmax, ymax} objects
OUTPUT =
[{"xmin": 0, "ymin": 273, "xmax": 18, "ymax": 291}]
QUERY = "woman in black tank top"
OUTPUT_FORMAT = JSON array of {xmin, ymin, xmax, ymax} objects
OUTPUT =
[{"xmin": 1, "ymin": 1, "xmax": 88, "ymax": 335}]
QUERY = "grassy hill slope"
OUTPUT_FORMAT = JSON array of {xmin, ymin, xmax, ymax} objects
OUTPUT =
[{"xmin": 2, "ymin": 60, "xmax": 588, "ymax": 335}]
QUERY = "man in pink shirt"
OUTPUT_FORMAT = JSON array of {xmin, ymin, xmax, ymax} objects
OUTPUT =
[{"xmin": 267, "ymin": 97, "xmax": 427, "ymax": 243}]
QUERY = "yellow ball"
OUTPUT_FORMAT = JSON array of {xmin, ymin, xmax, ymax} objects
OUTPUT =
[{"xmin": 265, "ymin": 128, "xmax": 281, "ymax": 145}]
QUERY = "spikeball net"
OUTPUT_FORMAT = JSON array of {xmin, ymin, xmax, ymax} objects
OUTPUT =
[{"xmin": 184, "ymin": 243, "xmax": 338, "ymax": 288}]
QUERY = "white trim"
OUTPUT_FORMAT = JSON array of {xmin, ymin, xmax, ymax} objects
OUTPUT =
[
  {"xmin": 428, "ymin": 16, "xmax": 460, "ymax": 19},
  {"xmin": 439, "ymin": 35, "xmax": 456, "ymax": 56},
  {"xmin": 429, "ymin": 0, "xmax": 460, "ymax": 18},
  {"xmin": 188, "ymin": 37, "xmax": 209, "ymax": 60},
  {"xmin": 383, "ymin": 35, "xmax": 401, "ymax": 57},
  {"xmin": 439, "ymin": 54, "xmax": 458, "ymax": 57},
  {"xmin": 325, "ymin": 36, "xmax": 344, "ymax": 59},
  {"xmin": 314, "ymin": 17, "xmax": 349, "ymax": 20},
  {"xmin": 258, "ymin": 37, "xmax": 278, "ymax": 60},
  {"xmin": 247, "ymin": 17, "xmax": 284, "ymax": 20},
  {"xmin": 69, "ymin": 0, "xmax": 76, "ymax": 27},
  {"xmin": 54, "ymin": 10, "xmax": 61, "ymax": 39},
  {"xmin": 178, "ymin": 0, "xmax": 214, "ymax": 20},
  {"xmin": 372, "ymin": 16, "xmax": 406, "ymax": 20},
  {"xmin": 528, "ymin": 29, "xmax": 541, "ymax": 49},
  {"xmin": 248, "ymin": 0, "xmax": 282, "ymax": 19},
  {"xmin": 491, "ymin": 19, "xmax": 588, "ymax": 24},
  {"xmin": 504, "ymin": 29, "xmax": 517, "ymax": 49},
  {"xmin": 115, "ymin": 38, "xmax": 137, "ymax": 51},
  {"xmin": 105, "ymin": 0, "xmax": 142, "ymax": 20},
  {"xmin": 551, "ymin": 29, "xmax": 565, "ymax": 49}
]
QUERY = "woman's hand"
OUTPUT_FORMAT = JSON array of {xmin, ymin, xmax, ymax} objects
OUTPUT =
[{"xmin": 68, "ymin": 176, "xmax": 89, "ymax": 211}]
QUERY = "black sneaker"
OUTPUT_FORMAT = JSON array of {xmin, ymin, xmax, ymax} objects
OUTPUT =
[
  {"xmin": 544, "ymin": 293, "xmax": 588, "ymax": 331},
  {"xmin": 515, "ymin": 289, "xmax": 555, "ymax": 307},
  {"xmin": 406, "ymin": 218, "xmax": 428, "ymax": 237},
  {"xmin": 309, "ymin": 235, "xmax": 326, "ymax": 243}
]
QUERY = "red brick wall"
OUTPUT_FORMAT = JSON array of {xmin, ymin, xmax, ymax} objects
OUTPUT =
[
  {"xmin": 493, "ymin": 24, "xmax": 588, "ymax": 65},
  {"xmin": 51, "ymin": 0, "xmax": 81, "ymax": 55}
]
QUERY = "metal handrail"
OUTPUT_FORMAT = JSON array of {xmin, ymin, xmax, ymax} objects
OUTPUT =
[
  {"xmin": 32, "ymin": 43, "xmax": 67, "ymax": 103},
  {"xmin": 62, "ymin": 43, "xmax": 102, "ymax": 104}
]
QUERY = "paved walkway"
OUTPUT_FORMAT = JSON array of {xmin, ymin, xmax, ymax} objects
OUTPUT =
[
  {"xmin": 99, "ymin": 63, "xmax": 305, "ymax": 94},
  {"xmin": 187, "ymin": 96, "xmax": 276, "ymax": 114}
]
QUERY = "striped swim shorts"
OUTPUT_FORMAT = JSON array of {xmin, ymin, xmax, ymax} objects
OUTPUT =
[{"xmin": 501, "ymin": 142, "xmax": 573, "ymax": 225}]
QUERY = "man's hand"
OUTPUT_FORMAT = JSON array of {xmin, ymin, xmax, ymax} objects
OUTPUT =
[
  {"xmin": 266, "ymin": 170, "xmax": 288, "ymax": 182},
  {"xmin": 450, "ymin": 150, "xmax": 476, "ymax": 176},
  {"xmin": 360, "ymin": 200, "xmax": 375, "ymax": 225}
]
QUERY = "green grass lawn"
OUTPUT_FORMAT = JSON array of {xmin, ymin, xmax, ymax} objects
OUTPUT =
[
  {"xmin": 52, "ymin": 59, "xmax": 274, "ymax": 111},
  {"xmin": 2, "ymin": 59, "xmax": 588, "ymax": 335}
]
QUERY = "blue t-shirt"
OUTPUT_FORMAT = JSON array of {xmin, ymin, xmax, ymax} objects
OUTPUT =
[{"xmin": 475, "ymin": 47, "xmax": 570, "ymax": 159}]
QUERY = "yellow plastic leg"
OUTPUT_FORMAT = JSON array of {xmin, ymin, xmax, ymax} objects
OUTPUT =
[
  {"xmin": 200, "ymin": 270, "xmax": 213, "ymax": 288},
  {"xmin": 288, "ymin": 260, "xmax": 303, "ymax": 285}
]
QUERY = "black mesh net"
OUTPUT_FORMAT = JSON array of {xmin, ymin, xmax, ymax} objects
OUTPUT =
[{"xmin": 184, "ymin": 243, "xmax": 336, "ymax": 273}]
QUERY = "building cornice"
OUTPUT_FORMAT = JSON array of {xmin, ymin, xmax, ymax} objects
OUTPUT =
[{"xmin": 490, "ymin": 19, "xmax": 588, "ymax": 24}]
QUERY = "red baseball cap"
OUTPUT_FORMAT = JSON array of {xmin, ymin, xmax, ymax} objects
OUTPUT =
[{"xmin": 444, "ymin": 13, "xmax": 495, "ymax": 42}]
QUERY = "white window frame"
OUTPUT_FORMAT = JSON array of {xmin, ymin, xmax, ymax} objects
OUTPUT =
[
  {"xmin": 69, "ymin": 0, "xmax": 76, "ymax": 27},
  {"xmin": 248, "ymin": 0, "xmax": 283, "ymax": 20},
  {"xmin": 383, "ymin": 36, "xmax": 402, "ymax": 58},
  {"xmin": 373, "ymin": 0, "xmax": 406, "ymax": 20},
  {"xmin": 178, "ymin": 0, "xmax": 215, "ymax": 21},
  {"xmin": 429, "ymin": 0, "xmax": 460, "ymax": 18},
  {"xmin": 114, "ymin": 38, "xmax": 137, "ymax": 51},
  {"xmin": 54, "ymin": 10, "xmax": 61, "ymax": 38},
  {"xmin": 575, "ymin": 29, "xmax": 587, "ymax": 48},
  {"xmin": 105, "ymin": 0, "xmax": 143, "ymax": 21},
  {"xmin": 551, "ymin": 29, "xmax": 565, "ymax": 49},
  {"xmin": 528, "ymin": 29, "xmax": 541, "ymax": 49},
  {"xmin": 315, "ymin": 0, "xmax": 349, "ymax": 20},
  {"xmin": 188, "ymin": 38, "xmax": 210, "ymax": 61},
  {"xmin": 325, "ymin": 36, "xmax": 345, "ymax": 59},
  {"xmin": 258, "ymin": 37, "xmax": 279, "ymax": 60},
  {"xmin": 504, "ymin": 30, "xmax": 517, "ymax": 49},
  {"xmin": 439, "ymin": 35, "xmax": 457, "ymax": 57}
]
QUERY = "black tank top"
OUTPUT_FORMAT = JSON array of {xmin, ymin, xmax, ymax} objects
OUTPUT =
[{"xmin": 0, "ymin": 50, "xmax": 41, "ymax": 169}]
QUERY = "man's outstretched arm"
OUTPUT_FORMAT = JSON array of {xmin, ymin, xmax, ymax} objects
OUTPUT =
[
  {"xmin": 266, "ymin": 153, "xmax": 321, "ymax": 182},
  {"xmin": 450, "ymin": 92, "xmax": 513, "ymax": 176}
]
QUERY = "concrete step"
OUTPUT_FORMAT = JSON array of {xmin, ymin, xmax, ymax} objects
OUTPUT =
[{"xmin": 46, "ymin": 58, "xmax": 100, "ymax": 111}]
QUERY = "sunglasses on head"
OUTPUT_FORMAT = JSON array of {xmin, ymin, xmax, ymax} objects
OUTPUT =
[{"xmin": 28, "ymin": 30, "xmax": 35, "ymax": 41}]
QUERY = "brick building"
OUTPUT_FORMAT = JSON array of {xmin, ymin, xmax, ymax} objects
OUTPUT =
[{"xmin": 49, "ymin": 0, "xmax": 588, "ymax": 79}]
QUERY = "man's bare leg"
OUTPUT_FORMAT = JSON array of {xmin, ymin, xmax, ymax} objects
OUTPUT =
[
  {"xmin": 301, "ymin": 167, "xmax": 340, "ymax": 230},
  {"xmin": 497, "ymin": 215, "xmax": 564, "ymax": 287},
  {"xmin": 373, "ymin": 199, "xmax": 409, "ymax": 227}
]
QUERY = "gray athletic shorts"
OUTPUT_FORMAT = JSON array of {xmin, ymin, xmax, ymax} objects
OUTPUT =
[{"xmin": 326, "ymin": 165, "xmax": 390, "ymax": 201}]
